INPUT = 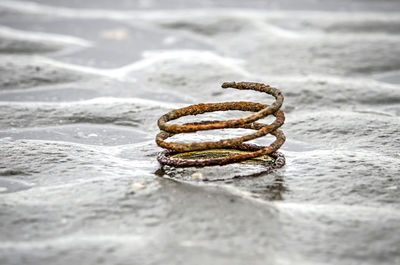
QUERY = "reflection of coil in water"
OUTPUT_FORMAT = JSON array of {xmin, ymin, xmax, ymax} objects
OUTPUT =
[{"xmin": 156, "ymin": 81, "xmax": 286, "ymax": 169}]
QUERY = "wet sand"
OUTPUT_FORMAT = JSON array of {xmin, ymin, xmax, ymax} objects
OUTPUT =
[{"xmin": 0, "ymin": 1, "xmax": 400, "ymax": 264}]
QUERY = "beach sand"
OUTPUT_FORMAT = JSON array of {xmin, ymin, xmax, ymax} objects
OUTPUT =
[{"xmin": 0, "ymin": 1, "xmax": 399, "ymax": 264}]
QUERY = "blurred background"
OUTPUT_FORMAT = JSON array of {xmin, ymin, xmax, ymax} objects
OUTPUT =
[{"xmin": 0, "ymin": 0, "xmax": 399, "ymax": 265}]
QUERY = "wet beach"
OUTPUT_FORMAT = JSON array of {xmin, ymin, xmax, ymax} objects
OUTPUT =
[{"xmin": 0, "ymin": 0, "xmax": 400, "ymax": 264}]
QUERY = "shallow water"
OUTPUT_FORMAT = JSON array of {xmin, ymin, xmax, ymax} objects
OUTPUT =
[{"xmin": 0, "ymin": 1, "xmax": 400, "ymax": 265}]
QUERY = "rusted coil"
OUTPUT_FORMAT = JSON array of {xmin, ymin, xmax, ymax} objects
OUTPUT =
[{"xmin": 156, "ymin": 81, "xmax": 286, "ymax": 168}]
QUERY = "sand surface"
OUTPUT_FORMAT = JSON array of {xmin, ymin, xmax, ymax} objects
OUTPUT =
[{"xmin": 0, "ymin": 1, "xmax": 400, "ymax": 264}]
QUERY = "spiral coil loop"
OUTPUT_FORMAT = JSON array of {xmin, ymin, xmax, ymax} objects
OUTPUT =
[{"xmin": 156, "ymin": 82, "xmax": 286, "ymax": 168}]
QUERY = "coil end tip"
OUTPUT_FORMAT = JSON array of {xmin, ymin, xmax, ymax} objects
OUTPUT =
[{"xmin": 221, "ymin": 81, "xmax": 236, "ymax": 89}]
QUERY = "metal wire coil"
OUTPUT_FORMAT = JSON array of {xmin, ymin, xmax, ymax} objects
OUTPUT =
[{"xmin": 156, "ymin": 81, "xmax": 286, "ymax": 168}]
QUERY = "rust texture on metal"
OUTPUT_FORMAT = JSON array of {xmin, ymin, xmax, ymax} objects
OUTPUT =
[{"xmin": 156, "ymin": 81, "xmax": 286, "ymax": 167}]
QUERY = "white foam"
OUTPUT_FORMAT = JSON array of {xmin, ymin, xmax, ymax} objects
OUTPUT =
[
  {"xmin": 0, "ymin": 25, "xmax": 92, "ymax": 47},
  {"xmin": 116, "ymin": 49, "xmax": 249, "ymax": 77},
  {"xmin": 0, "ymin": 96, "xmax": 183, "ymax": 109},
  {"xmin": 0, "ymin": 234, "xmax": 147, "ymax": 249},
  {"xmin": 2, "ymin": 0, "xmax": 400, "ymax": 23}
]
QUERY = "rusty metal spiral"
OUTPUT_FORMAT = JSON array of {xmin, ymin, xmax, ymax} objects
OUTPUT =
[{"xmin": 156, "ymin": 81, "xmax": 286, "ymax": 168}]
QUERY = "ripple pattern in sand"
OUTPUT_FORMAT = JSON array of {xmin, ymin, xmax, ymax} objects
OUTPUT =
[{"xmin": 0, "ymin": 1, "xmax": 399, "ymax": 265}]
